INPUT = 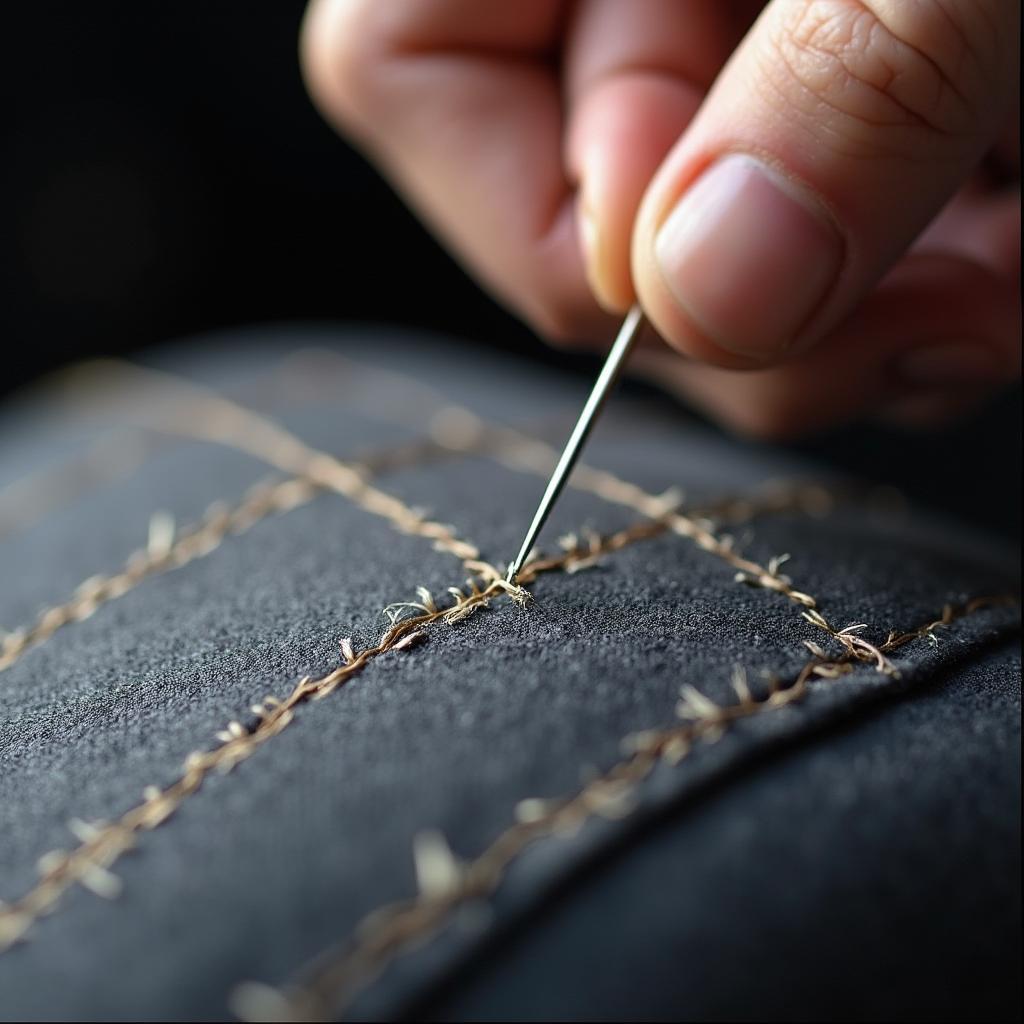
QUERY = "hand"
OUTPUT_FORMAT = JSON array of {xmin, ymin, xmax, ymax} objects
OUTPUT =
[{"xmin": 301, "ymin": 1, "xmax": 1020, "ymax": 438}]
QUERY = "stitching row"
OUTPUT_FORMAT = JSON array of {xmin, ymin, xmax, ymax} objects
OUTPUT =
[
  {"xmin": 230, "ymin": 595, "xmax": 1014, "ymax": 1023},
  {"xmin": 119, "ymin": 363, "xmax": 866, "ymax": 649},
  {"xmin": 0, "ymin": 524, "xmax": 633, "ymax": 950},
  {"xmin": 0, "ymin": 434, "xmax": 826, "ymax": 679},
  {"xmin": 64, "ymin": 361, "xmax": 485, "ymax": 565},
  {"xmin": 0, "ymin": 477, "xmax": 319, "ymax": 674},
  {"xmin": 0, "ymin": 505, "xmax": 824, "ymax": 950},
  {"xmin": 28, "ymin": 359, "xmax": 858, "ymax": 667},
  {"xmin": 425, "ymin": 411, "xmax": 825, "ymax": 609},
  {"xmin": 0, "ymin": 427, "xmax": 503, "ymax": 677},
  {"xmin": 274, "ymin": 353, "xmax": 887, "ymax": 645},
  {"xmin": 426, "ymin": 412, "xmax": 916, "ymax": 669},
  {"xmin": 0, "ymin": 360, "xmax": 913, "ymax": 959}
]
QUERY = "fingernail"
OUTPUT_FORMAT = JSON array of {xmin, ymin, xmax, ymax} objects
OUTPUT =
[
  {"xmin": 655, "ymin": 155, "xmax": 842, "ymax": 359},
  {"xmin": 578, "ymin": 195, "xmax": 623, "ymax": 313},
  {"xmin": 896, "ymin": 343, "xmax": 1006, "ymax": 387}
]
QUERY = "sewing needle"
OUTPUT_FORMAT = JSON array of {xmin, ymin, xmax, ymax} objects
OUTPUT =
[{"xmin": 506, "ymin": 304, "xmax": 646, "ymax": 584}]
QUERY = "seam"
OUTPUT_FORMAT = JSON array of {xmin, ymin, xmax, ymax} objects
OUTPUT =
[
  {"xmin": 0, "ymin": 359, "xmax": 915, "ymax": 947},
  {"xmin": 0, "ymin": 420, "xmax": 844, "ymax": 680},
  {"xmin": 0, "ymin": 522, "xmax": 639, "ymax": 950},
  {"xmin": 55, "ymin": 360, "xmax": 486, "ymax": 567},
  {"xmin": 90, "ymin": 361, "xmax": 859, "ymax": 632},
  {"xmin": 229, "ymin": 594, "xmax": 1017, "ymax": 1023},
  {"xmin": 0, "ymin": 509, "xmax": 847, "ymax": 949},
  {"xmin": 0, "ymin": 477, "xmax": 320, "ymax": 674},
  {"xmin": 0, "ymin": 422, "xmax": 508, "ymax": 677},
  {"xmin": 0, "ymin": 361, "xmax": 906, "ymax": 950},
  {"xmin": 1, "ymin": 498, "xmax": 1009, "ymax": 953},
  {"xmin": 243, "ymin": 350, "xmax": 898, "ymax": 627},
  {"xmin": 0, "ymin": 357, "xmax": 958, "ymax": 967}
]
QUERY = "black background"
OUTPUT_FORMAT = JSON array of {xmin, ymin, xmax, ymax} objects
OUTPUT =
[
  {"xmin": 1, "ymin": 1, "xmax": 539, "ymax": 390},
  {"xmin": 2, "ymin": 1, "xmax": 1019, "ymax": 538}
]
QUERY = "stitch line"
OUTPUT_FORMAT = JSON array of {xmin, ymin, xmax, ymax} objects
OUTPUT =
[
  {"xmin": 62, "ymin": 361, "xmax": 485, "ymax": 567},
  {"xmin": 0, "ymin": 360, "xmax": 934, "ymax": 962},
  {"xmin": 1, "ymin": 420, "xmax": 518, "ymax": 677},
  {"xmin": 0, "ymin": 477, "xmax": 321, "ymax": 674},
  {"xmin": 96, "ymin": 361, "xmax": 850, "ymax": 630},
  {"xmin": 229, "ymin": 594, "xmax": 1016, "ymax": 1023},
  {"xmin": 69, "ymin": 362, "xmax": 869, "ymax": 661},
  {"xmin": 0, "ymin": 508, "xmax": 832, "ymax": 949},
  {"xmin": 249, "ymin": 351, "xmax": 881, "ymax": 633},
  {"xmin": 0, "ymin": 524, "xmax": 651, "ymax": 950},
  {"xmin": 0, "ymin": 495, "xmax": 1011, "ymax": 953}
]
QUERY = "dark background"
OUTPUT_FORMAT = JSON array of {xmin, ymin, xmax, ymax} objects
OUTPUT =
[{"xmin": 2, "ymin": 1, "xmax": 1019, "ymax": 539}]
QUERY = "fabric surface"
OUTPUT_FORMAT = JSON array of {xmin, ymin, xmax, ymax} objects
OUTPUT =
[{"xmin": 0, "ymin": 327, "xmax": 1019, "ymax": 1021}]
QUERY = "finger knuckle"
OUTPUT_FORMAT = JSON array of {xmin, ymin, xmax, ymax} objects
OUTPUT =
[{"xmin": 764, "ymin": 0, "xmax": 1001, "ymax": 155}]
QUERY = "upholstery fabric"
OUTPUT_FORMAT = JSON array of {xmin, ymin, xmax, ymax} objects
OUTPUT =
[{"xmin": 0, "ymin": 327, "xmax": 1019, "ymax": 1021}]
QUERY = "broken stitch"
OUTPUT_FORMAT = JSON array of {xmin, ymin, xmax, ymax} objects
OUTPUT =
[{"xmin": 229, "ymin": 595, "xmax": 1017, "ymax": 1023}]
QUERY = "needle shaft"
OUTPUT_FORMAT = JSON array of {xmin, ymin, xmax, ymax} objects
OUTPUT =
[{"xmin": 506, "ymin": 305, "xmax": 645, "ymax": 583}]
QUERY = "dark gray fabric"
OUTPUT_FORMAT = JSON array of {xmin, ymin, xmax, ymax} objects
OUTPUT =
[
  {"xmin": 0, "ymin": 326, "xmax": 1019, "ymax": 1021},
  {"xmin": 410, "ymin": 636, "xmax": 1022, "ymax": 1023}
]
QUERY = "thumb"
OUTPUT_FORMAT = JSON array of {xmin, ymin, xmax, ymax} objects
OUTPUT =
[{"xmin": 631, "ymin": 0, "xmax": 1019, "ymax": 368}]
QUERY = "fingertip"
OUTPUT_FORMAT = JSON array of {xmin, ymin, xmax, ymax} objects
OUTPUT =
[
  {"xmin": 576, "ymin": 192, "xmax": 632, "ymax": 314},
  {"xmin": 569, "ymin": 73, "xmax": 701, "ymax": 318}
]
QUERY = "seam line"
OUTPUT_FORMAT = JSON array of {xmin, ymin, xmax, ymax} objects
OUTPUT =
[{"xmin": 230, "ymin": 594, "xmax": 1017, "ymax": 1023}]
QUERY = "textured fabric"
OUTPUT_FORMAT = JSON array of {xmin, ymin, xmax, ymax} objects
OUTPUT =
[{"xmin": 0, "ymin": 327, "xmax": 1019, "ymax": 1021}]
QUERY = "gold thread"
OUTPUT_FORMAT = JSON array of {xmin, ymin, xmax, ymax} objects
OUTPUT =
[
  {"xmin": 0, "ymin": 476, "xmax": 320, "ymax": 674},
  {"xmin": 0, "ymin": 525, "xmax": 643, "ymax": 951},
  {"xmin": 0, "ymin": 354, "xmax": 963, "ymax": 974},
  {"xmin": 231, "ymin": 595, "xmax": 1017, "ymax": 1023},
  {"xmin": 94, "ymin": 361, "xmax": 837, "ymax": 621},
  {"xmin": 0, "ymin": 421, "xmax": 503, "ymax": 677},
  {"xmin": 58, "ymin": 360, "xmax": 484, "ymax": 566}
]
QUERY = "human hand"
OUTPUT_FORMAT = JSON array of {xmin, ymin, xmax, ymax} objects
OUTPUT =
[{"xmin": 301, "ymin": 1, "xmax": 1020, "ymax": 438}]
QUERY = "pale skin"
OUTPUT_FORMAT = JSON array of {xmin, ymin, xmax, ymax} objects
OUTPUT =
[{"xmin": 301, "ymin": 0, "xmax": 1020, "ymax": 439}]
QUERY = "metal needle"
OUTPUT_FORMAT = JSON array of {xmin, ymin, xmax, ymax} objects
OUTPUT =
[{"xmin": 506, "ymin": 304, "xmax": 646, "ymax": 584}]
